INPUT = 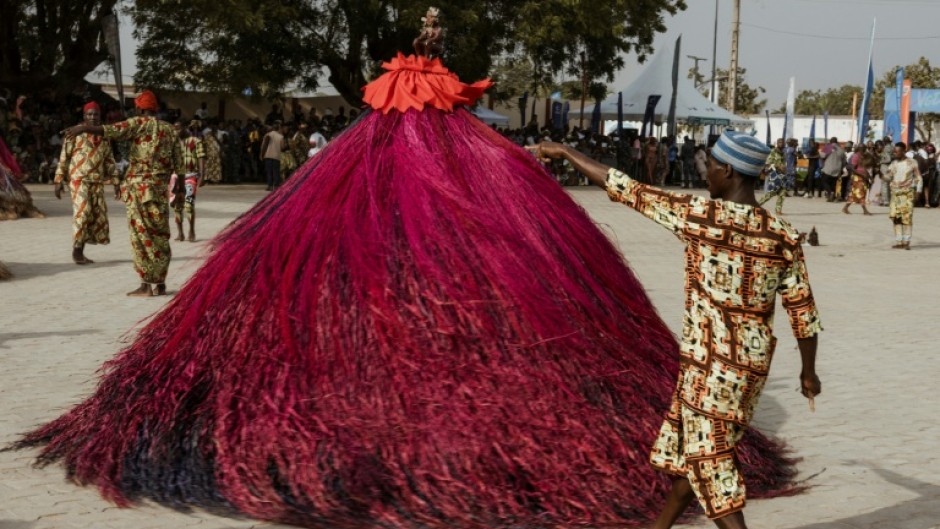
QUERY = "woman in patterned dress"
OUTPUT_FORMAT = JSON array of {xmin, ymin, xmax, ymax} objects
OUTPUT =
[{"xmin": 843, "ymin": 144, "xmax": 873, "ymax": 215}]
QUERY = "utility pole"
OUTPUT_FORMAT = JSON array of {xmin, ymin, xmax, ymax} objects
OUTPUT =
[
  {"xmin": 729, "ymin": 0, "xmax": 740, "ymax": 113},
  {"xmin": 711, "ymin": 0, "xmax": 719, "ymax": 104},
  {"xmin": 688, "ymin": 55, "xmax": 707, "ymax": 92}
]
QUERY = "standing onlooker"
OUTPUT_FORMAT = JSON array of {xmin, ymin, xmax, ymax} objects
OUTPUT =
[
  {"xmin": 820, "ymin": 137, "xmax": 845, "ymax": 202},
  {"xmin": 922, "ymin": 142, "xmax": 937, "ymax": 207},
  {"xmin": 679, "ymin": 136, "xmax": 696, "ymax": 188},
  {"xmin": 760, "ymin": 138, "xmax": 789, "ymax": 215},
  {"xmin": 883, "ymin": 142, "xmax": 923, "ymax": 250},
  {"xmin": 54, "ymin": 101, "xmax": 118, "ymax": 264},
  {"xmin": 804, "ymin": 139, "xmax": 821, "ymax": 198},
  {"xmin": 878, "ymin": 136, "xmax": 893, "ymax": 205},
  {"xmin": 260, "ymin": 122, "xmax": 285, "ymax": 191},
  {"xmin": 173, "ymin": 120, "xmax": 205, "ymax": 242},
  {"xmin": 843, "ymin": 144, "xmax": 873, "ymax": 215},
  {"xmin": 642, "ymin": 137, "xmax": 659, "ymax": 185}
]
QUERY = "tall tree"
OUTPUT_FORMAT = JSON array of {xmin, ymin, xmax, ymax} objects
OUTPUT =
[
  {"xmin": 1, "ymin": 0, "xmax": 117, "ymax": 99},
  {"xmin": 772, "ymin": 85, "xmax": 863, "ymax": 115},
  {"xmin": 130, "ymin": 0, "xmax": 686, "ymax": 106},
  {"xmin": 716, "ymin": 67, "xmax": 766, "ymax": 115}
]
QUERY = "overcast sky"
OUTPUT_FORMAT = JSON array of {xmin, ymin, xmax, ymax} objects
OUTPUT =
[
  {"xmin": 111, "ymin": 0, "xmax": 940, "ymax": 108},
  {"xmin": 612, "ymin": 0, "xmax": 940, "ymax": 110}
]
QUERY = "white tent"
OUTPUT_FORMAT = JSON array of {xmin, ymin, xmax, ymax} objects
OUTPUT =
[
  {"xmin": 570, "ymin": 39, "xmax": 752, "ymax": 128},
  {"xmin": 472, "ymin": 106, "xmax": 510, "ymax": 126}
]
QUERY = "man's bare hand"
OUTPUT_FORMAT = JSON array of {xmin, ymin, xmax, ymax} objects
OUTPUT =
[
  {"xmin": 800, "ymin": 372, "xmax": 821, "ymax": 411},
  {"xmin": 525, "ymin": 142, "xmax": 568, "ymax": 163},
  {"xmin": 54, "ymin": 182, "xmax": 64, "ymax": 200}
]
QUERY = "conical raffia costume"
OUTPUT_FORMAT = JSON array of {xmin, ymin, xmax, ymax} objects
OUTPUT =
[
  {"xmin": 0, "ymin": 137, "xmax": 43, "ymax": 221},
  {"xmin": 14, "ymin": 52, "xmax": 801, "ymax": 527}
]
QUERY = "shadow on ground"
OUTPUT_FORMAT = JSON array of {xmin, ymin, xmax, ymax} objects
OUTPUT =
[
  {"xmin": 787, "ymin": 468, "xmax": 940, "ymax": 529},
  {"xmin": 0, "ymin": 330, "xmax": 103, "ymax": 349},
  {"xmin": 4, "ymin": 255, "xmax": 196, "ymax": 280},
  {"xmin": 0, "ymin": 520, "xmax": 34, "ymax": 529}
]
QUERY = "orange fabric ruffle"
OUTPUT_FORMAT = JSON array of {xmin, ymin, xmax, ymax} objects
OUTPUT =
[{"xmin": 362, "ymin": 53, "xmax": 493, "ymax": 114}]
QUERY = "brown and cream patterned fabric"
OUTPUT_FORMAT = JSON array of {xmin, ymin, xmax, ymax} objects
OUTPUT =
[{"xmin": 606, "ymin": 167, "xmax": 822, "ymax": 519}]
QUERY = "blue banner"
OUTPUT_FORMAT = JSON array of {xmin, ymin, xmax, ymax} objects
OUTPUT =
[
  {"xmin": 551, "ymin": 101, "xmax": 563, "ymax": 130},
  {"xmin": 562, "ymin": 101, "xmax": 570, "ymax": 129}
]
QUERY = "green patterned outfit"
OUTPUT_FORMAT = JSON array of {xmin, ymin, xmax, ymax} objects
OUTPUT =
[
  {"xmin": 103, "ymin": 116, "xmax": 182, "ymax": 284},
  {"xmin": 759, "ymin": 147, "xmax": 787, "ymax": 214},
  {"xmin": 175, "ymin": 136, "xmax": 205, "ymax": 225},
  {"xmin": 54, "ymin": 133, "xmax": 118, "ymax": 246},
  {"xmin": 606, "ymin": 168, "xmax": 822, "ymax": 519}
]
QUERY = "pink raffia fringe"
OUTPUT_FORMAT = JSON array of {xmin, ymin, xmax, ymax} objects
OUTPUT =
[{"xmin": 14, "ymin": 107, "xmax": 802, "ymax": 528}]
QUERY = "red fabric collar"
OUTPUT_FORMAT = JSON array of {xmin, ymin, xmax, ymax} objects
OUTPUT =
[{"xmin": 362, "ymin": 53, "xmax": 493, "ymax": 114}]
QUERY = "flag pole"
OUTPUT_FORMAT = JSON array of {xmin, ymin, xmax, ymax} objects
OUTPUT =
[{"xmin": 857, "ymin": 18, "xmax": 876, "ymax": 144}]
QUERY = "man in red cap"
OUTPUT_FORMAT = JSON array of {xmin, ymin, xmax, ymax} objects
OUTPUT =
[
  {"xmin": 65, "ymin": 90, "xmax": 182, "ymax": 296},
  {"xmin": 54, "ymin": 101, "xmax": 119, "ymax": 264}
]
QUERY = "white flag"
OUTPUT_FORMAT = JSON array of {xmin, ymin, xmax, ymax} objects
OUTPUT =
[{"xmin": 784, "ymin": 77, "xmax": 795, "ymax": 140}]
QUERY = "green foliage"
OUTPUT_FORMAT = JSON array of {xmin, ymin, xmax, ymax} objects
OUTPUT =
[
  {"xmin": 0, "ymin": 0, "xmax": 116, "ymax": 98},
  {"xmin": 130, "ymin": 0, "xmax": 685, "ymax": 106},
  {"xmin": 773, "ymin": 85, "xmax": 863, "ymax": 115},
  {"xmin": 715, "ymin": 67, "xmax": 766, "ymax": 115}
]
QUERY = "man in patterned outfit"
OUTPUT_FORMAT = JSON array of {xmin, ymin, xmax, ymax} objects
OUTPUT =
[
  {"xmin": 54, "ymin": 101, "xmax": 118, "ymax": 265},
  {"xmin": 530, "ymin": 131, "xmax": 822, "ymax": 529},
  {"xmin": 173, "ymin": 120, "xmax": 205, "ymax": 242},
  {"xmin": 65, "ymin": 90, "xmax": 182, "ymax": 297},
  {"xmin": 883, "ymin": 142, "xmax": 923, "ymax": 250}
]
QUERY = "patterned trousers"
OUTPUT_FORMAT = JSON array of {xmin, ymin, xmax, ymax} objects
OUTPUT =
[
  {"xmin": 69, "ymin": 180, "xmax": 110, "ymax": 246},
  {"xmin": 650, "ymin": 398, "xmax": 747, "ymax": 519},
  {"xmin": 124, "ymin": 181, "xmax": 171, "ymax": 284}
]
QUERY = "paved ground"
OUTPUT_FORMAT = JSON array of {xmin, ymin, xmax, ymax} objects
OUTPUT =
[{"xmin": 1, "ymin": 182, "xmax": 938, "ymax": 529}]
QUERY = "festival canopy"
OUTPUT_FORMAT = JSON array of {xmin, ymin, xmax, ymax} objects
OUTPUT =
[
  {"xmin": 472, "ymin": 105, "xmax": 510, "ymax": 126},
  {"xmin": 570, "ymin": 39, "xmax": 752, "ymax": 128}
]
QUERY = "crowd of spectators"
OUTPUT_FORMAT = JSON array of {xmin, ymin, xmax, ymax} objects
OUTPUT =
[{"xmin": 3, "ymin": 91, "xmax": 720, "ymax": 189}]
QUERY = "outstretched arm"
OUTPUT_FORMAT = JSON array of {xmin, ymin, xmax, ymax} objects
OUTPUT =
[{"xmin": 527, "ymin": 142, "xmax": 611, "ymax": 188}]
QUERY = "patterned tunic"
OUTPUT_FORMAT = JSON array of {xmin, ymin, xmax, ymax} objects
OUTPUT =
[
  {"xmin": 606, "ymin": 168, "xmax": 822, "ymax": 519},
  {"xmin": 103, "ymin": 116, "xmax": 182, "ymax": 284},
  {"xmin": 884, "ymin": 158, "xmax": 922, "ymax": 225},
  {"xmin": 54, "ymin": 133, "xmax": 118, "ymax": 245}
]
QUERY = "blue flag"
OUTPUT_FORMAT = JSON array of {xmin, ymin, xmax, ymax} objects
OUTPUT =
[
  {"xmin": 809, "ymin": 114, "xmax": 816, "ymax": 141},
  {"xmin": 857, "ymin": 20, "xmax": 876, "ymax": 143},
  {"xmin": 562, "ymin": 101, "xmax": 570, "ymax": 129}
]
